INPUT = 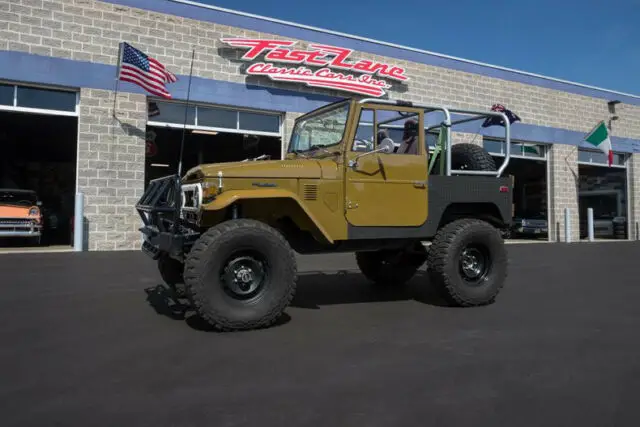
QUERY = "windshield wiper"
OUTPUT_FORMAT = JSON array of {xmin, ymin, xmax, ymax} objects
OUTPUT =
[{"xmin": 308, "ymin": 145, "xmax": 341, "ymax": 156}]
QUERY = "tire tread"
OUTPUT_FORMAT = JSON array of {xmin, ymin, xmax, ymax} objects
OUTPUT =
[
  {"xmin": 184, "ymin": 219, "xmax": 297, "ymax": 332},
  {"xmin": 427, "ymin": 218, "xmax": 507, "ymax": 306}
]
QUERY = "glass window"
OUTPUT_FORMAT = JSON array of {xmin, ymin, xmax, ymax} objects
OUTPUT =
[
  {"xmin": 353, "ymin": 109, "xmax": 375, "ymax": 152},
  {"xmin": 16, "ymin": 86, "xmax": 76, "ymax": 111},
  {"xmin": 483, "ymin": 139, "xmax": 504, "ymax": 154},
  {"xmin": 515, "ymin": 143, "xmax": 545, "ymax": 158},
  {"xmin": 148, "ymin": 101, "xmax": 195, "ymax": 125},
  {"xmin": 426, "ymin": 131, "xmax": 438, "ymax": 148},
  {"xmin": 483, "ymin": 138, "xmax": 546, "ymax": 158},
  {"xmin": 239, "ymin": 111, "xmax": 279, "ymax": 133},
  {"xmin": 0, "ymin": 84, "xmax": 13, "ymax": 106},
  {"xmin": 288, "ymin": 101, "xmax": 350, "ymax": 155},
  {"xmin": 350, "ymin": 107, "xmax": 421, "ymax": 155},
  {"xmin": 198, "ymin": 106, "xmax": 236, "ymax": 129},
  {"xmin": 578, "ymin": 149, "xmax": 626, "ymax": 166}
]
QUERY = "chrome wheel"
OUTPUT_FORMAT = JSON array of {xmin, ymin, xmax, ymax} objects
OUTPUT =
[{"xmin": 459, "ymin": 245, "xmax": 490, "ymax": 285}]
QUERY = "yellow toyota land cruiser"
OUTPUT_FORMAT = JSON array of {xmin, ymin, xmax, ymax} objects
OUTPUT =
[{"xmin": 136, "ymin": 98, "xmax": 514, "ymax": 331}]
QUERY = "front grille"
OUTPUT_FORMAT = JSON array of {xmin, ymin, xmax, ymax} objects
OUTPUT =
[{"xmin": 0, "ymin": 218, "xmax": 34, "ymax": 226}]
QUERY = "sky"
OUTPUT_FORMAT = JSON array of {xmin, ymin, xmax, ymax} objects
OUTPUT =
[{"xmin": 196, "ymin": 0, "xmax": 640, "ymax": 95}]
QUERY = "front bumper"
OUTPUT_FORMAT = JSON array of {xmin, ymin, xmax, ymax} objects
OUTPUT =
[
  {"xmin": 135, "ymin": 174, "xmax": 200, "ymax": 261},
  {"xmin": 0, "ymin": 219, "xmax": 42, "ymax": 237}
]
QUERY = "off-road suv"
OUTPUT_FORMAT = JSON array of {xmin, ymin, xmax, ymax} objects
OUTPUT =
[{"xmin": 136, "ymin": 98, "xmax": 514, "ymax": 331}]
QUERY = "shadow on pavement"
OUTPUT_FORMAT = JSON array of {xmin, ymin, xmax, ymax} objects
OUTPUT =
[
  {"xmin": 143, "ymin": 285, "xmax": 292, "ymax": 333},
  {"xmin": 290, "ymin": 270, "xmax": 452, "ymax": 309},
  {"xmin": 144, "ymin": 269, "xmax": 453, "ymax": 332}
]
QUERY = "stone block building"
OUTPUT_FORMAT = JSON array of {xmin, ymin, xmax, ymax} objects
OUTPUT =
[{"xmin": 0, "ymin": 0, "xmax": 638, "ymax": 250}]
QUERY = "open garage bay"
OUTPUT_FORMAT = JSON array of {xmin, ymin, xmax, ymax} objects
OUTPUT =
[{"xmin": 1, "ymin": 243, "xmax": 640, "ymax": 427}]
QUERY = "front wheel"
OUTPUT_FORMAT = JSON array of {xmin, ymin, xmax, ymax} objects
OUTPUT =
[
  {"xmin": 184, "ymin": 219, "xmax": 297, "ymax": 331},
  {"xmin": 427, "ymin": 218, "xmax": 508, "ymax": 306}
]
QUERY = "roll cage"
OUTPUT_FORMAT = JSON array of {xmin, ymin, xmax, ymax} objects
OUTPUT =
[{"xmin": 353, "ymin": 98, "xmax": 512, "ymax": 177}]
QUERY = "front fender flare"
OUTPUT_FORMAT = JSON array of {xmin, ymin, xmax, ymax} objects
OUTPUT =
[{"xmin": 203, "ymin": 189, "xmax": 334, "ymax": 244}]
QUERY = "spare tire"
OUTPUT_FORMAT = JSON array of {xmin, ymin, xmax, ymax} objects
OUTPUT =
[{"xmin": 451, "ymin": 143, "xmax": 497, "ymax": 171}]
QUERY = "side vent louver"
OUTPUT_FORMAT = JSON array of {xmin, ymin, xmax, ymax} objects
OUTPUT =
[{"xmin": 303, "ymin": 184, "xmax": 318, "ymax": 201}]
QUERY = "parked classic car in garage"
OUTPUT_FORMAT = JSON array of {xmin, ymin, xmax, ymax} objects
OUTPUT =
[{"xmin": 0, "ymin": 189, "xmax": 43, "ymax": 245}]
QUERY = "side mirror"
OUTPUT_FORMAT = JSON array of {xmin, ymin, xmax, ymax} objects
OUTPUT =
[{"xmin": 348, "ymin": 143, "xmax": 394, "ymax": 168}]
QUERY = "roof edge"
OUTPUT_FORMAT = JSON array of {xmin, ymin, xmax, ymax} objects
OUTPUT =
[{"xmin": 172, "ymin": 0, "xmax": 640, "ymax": 100}]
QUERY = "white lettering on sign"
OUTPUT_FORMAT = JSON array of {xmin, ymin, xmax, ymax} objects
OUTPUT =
[{"xmin": 221, "ymin": 38, "xmax": 409, "ymax": 97}]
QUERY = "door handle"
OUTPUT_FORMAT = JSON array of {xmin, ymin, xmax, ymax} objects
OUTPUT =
[{"xmin": 413, "ymin": 181, "xmax": 426, "ymax": 188}]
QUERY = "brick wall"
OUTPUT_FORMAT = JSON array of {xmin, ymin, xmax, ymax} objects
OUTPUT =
[
  {"xmin": 628, "ymin": 154, "xmax": 640, "ymax": 240},
  {"xmin": 2, "ymin": 0, "xmax": 639, "ymax": 141},
  {"xmin": 549, "ymin": 144, "xmax": 580, "ymax": 242},
  {"xmin": 77, "ymin": 88, "xmax": 147, "ymax": 250},
  {"xmin": 2, "ymin": 0, "xmax": 640, "ymax": 250}
]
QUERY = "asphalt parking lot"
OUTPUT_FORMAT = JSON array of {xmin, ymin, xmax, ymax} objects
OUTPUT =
[{"xmin": 1, "ymin": 242, "xmax": 639, "ymax": 427}]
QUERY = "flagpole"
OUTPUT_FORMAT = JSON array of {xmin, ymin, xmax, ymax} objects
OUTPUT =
[
  {"xmin": 112, "ymin": 42, "xmax": 124, "ymax": 118},
  {"xmin": 177, "ymin": 47, "xmax": 196, "ymax": 179}
]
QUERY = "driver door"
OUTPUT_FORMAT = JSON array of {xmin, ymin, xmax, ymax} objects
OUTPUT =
[{"xmin": 344, "ymin": 104, "xmax": 429, "ymax": 227}]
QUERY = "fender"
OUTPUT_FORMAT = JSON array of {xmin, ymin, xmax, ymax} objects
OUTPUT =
[{"xmin": 203, "ymin": 189, "xmax": 335, "ymax": 244}]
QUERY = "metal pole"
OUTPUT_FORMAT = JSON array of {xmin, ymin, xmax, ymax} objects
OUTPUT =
[
  {"xmin": 564, "ymin": 207, "xmax": 571, "ymax": 243},
  {"xmin": 74, "ymin": 192, "xmax": 84, "ymax": 252},
  {"xmin": 587, "ymin": 208, "xmax": 594, "ymax": 242}
]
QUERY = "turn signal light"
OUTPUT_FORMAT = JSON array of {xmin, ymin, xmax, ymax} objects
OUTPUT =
[{"xmin": 499, "ymin": 186, "xmax": 509, "ymax": 193}]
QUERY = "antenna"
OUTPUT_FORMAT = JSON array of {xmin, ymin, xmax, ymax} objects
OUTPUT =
[{"xmin": 177, "ymin": 47, "xmax": 196, "ymax": 179}]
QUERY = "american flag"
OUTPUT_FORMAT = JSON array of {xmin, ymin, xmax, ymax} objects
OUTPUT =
[{"xmin": 117, "ymin": 42, "xmax": 177, "ymax": 99}]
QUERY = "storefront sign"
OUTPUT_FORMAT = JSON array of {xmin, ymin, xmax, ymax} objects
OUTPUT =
[{"xmin": 221, "ymin": 38, "xmax": 409, "ymax": 97}]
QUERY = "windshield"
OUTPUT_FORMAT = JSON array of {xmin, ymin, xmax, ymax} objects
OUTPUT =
[
  {"xmin": 288, "ymin": 102, "xmax": 350, "ymax": 155},
  {"xmin": 0, "ymin": 190, "xmax": 37, "ymax": 206}
]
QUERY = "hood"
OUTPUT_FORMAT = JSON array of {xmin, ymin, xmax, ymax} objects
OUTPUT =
[
  {"xmin": 0, "ymin": 205, "xmax": 37, "ymax": 218},
  {"xmin": 183, "ymin": 159, "xmax": 323, "ymax": 181}
]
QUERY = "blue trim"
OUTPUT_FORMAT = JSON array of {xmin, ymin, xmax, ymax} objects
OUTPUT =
[
  {"xmin": 103, "ymin": 0, "xmax": 640, "ymax": 107},
  {"xmin": 0, "ymin": 50, "xmax": 339, "ymax": 113},
  {"xmin": 1, "ymin": 50, "xmax": 638, "ymax": 153}
]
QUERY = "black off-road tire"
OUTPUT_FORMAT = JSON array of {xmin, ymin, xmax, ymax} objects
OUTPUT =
[
  {"xmin": 451, "ymin": 143, "xmax": 497, "ymax": 171},
  {"xmin": 427, "ymin": 218, "xmax": 507, "ymax": 306},
  {"xmin": 356, "ymin": 248, "xmax": 426, "ymax": 286},
  {"xmin": 158, "ymin": 254, "xmax": 187, "ymax": 298},
  {"xmin": 183, "ymin": 219, "xmax": 297, "ymax": 332}
]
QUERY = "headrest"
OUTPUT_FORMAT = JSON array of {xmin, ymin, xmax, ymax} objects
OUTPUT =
[{"xmin": 403, "ymin": 119, "xmax": 418, "ymax": 140}]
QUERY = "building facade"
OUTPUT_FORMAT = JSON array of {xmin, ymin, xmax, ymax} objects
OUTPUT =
[{"xmin": 1, "ymin": 0, "xmax": 639, "ymax": 250}]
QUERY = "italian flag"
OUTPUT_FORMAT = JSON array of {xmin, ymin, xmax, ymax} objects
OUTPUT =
[{"xmin": 585, "ymin": 121, "xmax": 613, "ymax": 166}]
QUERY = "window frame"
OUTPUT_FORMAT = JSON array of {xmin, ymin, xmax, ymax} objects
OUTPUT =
[
  {"xmin": 0, "ymin": 81, "xmax": 79, "ymax": 117},
  {"xmin": 146, "ymin": 98, "xmax": 283, "ymax": 138},
  {"xmin": 482, "ymin": 136, "xmax": 549, "ymax": 161},
  {"xmin": 350, "ymin": 105, "xmax": 425, "ymax": 155},
  {"xmin": 577, "ymin": 147, "xmax": 628, "ymax": 169}
]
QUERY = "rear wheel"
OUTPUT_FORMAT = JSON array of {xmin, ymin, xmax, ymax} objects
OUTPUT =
[
  {"xmin": 184, "ymin": 219, "xmax": 297, "ymax": 331},
  {"xmin": 356, "ymin": 247, "xmax": 426, "ymax": 286},
  {"xmin": 427, "ymin": 218, "xmax": 507, "ymax": 306}
]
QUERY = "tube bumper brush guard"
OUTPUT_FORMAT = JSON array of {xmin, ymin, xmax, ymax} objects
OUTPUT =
[{"xmin": 135, "ymin": 174, "xmax": 200, "ymax": 261}]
